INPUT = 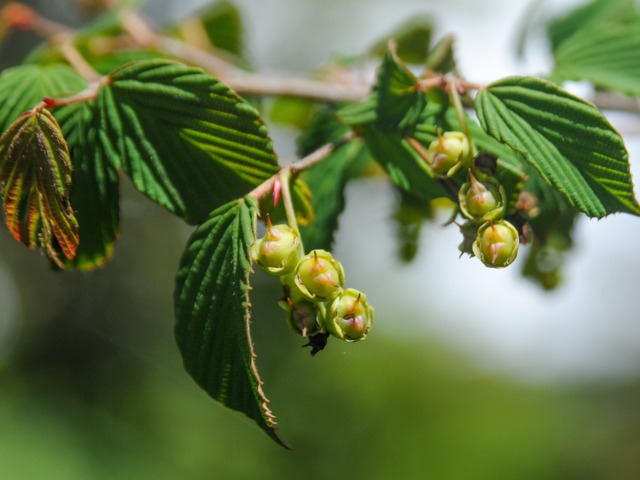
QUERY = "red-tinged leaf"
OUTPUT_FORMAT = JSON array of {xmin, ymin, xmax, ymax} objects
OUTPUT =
[{"xmin": 0, "ymin": 108, "xmax": 79, "ymax": 266}]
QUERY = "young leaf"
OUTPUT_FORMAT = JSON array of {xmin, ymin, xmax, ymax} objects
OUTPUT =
[
  {"xmin": 369, "ymin": 17, "xmax": 433, "ymax": 64},
  {"xmin": 552, "ymin": 22, "xmax": 640, "ymax": 95},
  {"xmin": 475, "ymin": 76, "xmax": 640, "ymax": 218},
  {"xmin": 373, "ymin": 47, "xmax": 427, "ymax": 129},
  {"xmin": 174, "ymin": 197, "xmax": 286, "ymax": 447},
  {"xmin": 299, "ymin": 139, "xmax": 368, "ymax": 251},
  {"xmin": 0, "ymin": 108, "xmax": 78, "ymax": 266},
  {"xmin": 98, "ymin": 59, "xmax": 279, "ymax": 224},
  {"xmin": 177, "ymin": 0, "xmax": 244, "ymax": 56},
  {"xmin": 425, "ymin": 34, "xmax": 457, "ymax": 74},
  {"xmin": 56, "ymin": 102, "xmax": 120, "ymax": 270},
  {"xmin": 338, "ymin": 47, "xmax": 427, "ymax": 130},
  {"xmin": 0, "ymin": 63, "xmax": 87, "ymax": 134}
]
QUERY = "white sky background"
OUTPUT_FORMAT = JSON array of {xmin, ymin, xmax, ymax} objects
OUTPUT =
[{"xmin": 152, "ymin": 0, "xmax": 640, "ymax": 384}]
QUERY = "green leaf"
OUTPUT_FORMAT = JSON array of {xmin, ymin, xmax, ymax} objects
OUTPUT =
[
  {"xmin": 425, "ymin": 34, "xmax": 457, "ymax": 74},
  {"xmin": 174, "ymin": 197, "xmax": 286, "ymax": 447},
  {"xmin": 363, "ymin": 127, "xmax": 447, "ymax": 202},
  {"xmin": 89, "ymin": 50, "xmax": 169, "ymax": 76},
  {"xmin": 547, "ymin": 0, "xmax": 635, "ymax": 51},
  {"xmin": 0, "ymin": 63, "xmax": 87, "ymax": 134},
  {"xmin": 97, "ymin": 59, "xmax": 279, "ymax": 224},
  {"xmin": 55, "ymin": 101, "xmax": 120, "ymax": 270},
  {"xmin": 523, "ymin": 165, "xmax": 577, "ymax": 243},
  {"xmin": 552, "ymin": 22, "xmax": 640, "ymax": 95},
  {"xmin": 298, "ymin": 105, "xmax": 350, "ymax": 156},
  {"xmin": 373, "ymin": 48, "xmax": 426, "ymax": 129},
  {"xmin": 369, "ymin": 17, "xmax": 433, "ymax": 64},
  {"xmin": 167, "ymin": 1, "xmax": 244, "ymax": 57},
  {"xmin": 475, "ymin": 76, "xmax": 640, "ymax": 218},
  {"xmin": 336, "ymin": 96, "xmax": 379, "ymax": 128},
  {"xmin": 269, "ymin": 97, "xmax": 315, "ymax": 130},
  {"xmin": 0, "ymin": 108, "xmax": 79, "ymax": 266},
  {"xmin": 338, "ymin": 47, "xmax": 426, "ymax": 130},
  {"xmin": 299, "ymin": 139, "xmax": 368, "ymax": 251}
]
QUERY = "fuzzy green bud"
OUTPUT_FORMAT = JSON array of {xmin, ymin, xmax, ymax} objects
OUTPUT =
[
  {"xmin": 250, "ymin": 219, "xmax": 301, "ymax": 275},
  {"xmin": 458, "ymin": 171, "xmax": 506, "ymax": 222},
  {"xmin": 326, "ymin": 288, "xmax": 374, "ymax": 342},
  {"xmin": 294, "ymin": 249, "xmax": 345, "ymax": 302},
  {"xmin": 472, "ymin": 220, "xmax": 519, "ymax": 268},
  {"xmin": 426, "ymin": 131, "xmax": 469, "ymax": 177}
]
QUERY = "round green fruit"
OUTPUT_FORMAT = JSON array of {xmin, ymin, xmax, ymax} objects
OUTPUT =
[{"xmin": 472, "ymin": 220, "xmax": 519, "ymax": 268}]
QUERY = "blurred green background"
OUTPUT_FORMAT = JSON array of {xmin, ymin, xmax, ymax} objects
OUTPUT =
[{"xmin": 2, "ymin": 0, "xmax": 640, "ymax": 478}]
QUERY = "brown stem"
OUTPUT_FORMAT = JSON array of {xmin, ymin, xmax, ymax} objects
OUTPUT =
[
  {"xmin": 120, "ymin": 11, "xmax": 370, "ymax": 102},
  {"xmin": 248, "ymin": 132, "xmax": 357, "ymax": 201},
  {"xmin": 221, "ymin": 72, "xmax": 369, "ymax": 102},
  {"xmin": 37, "ymin": 80, "xmax": 104, "ymax": 110},
  {"xmin": 592, "ymin": 91, "xmax": 640, "ymax": 115},
  {"xmin": 120, "ymin": 11, "xmax": 238, "ymax": 73},
  {"xmin": 59, "ymin": 41, "xmax": 101, "ymax": 82}
]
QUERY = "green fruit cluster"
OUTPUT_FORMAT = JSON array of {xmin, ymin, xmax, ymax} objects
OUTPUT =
[
  {"xmin": 427, "ymin": 131, "xmax": 520, "ymax": 269},
  {"xmin": 251, "ymin": 220, "xmax": 374, "ymax": 354}
]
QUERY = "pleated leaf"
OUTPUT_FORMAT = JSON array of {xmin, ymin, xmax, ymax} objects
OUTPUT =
[
  {"xmin": 56, "ymin": 101, "xmax": 120, "ymax": 270},
  {"xmin": 0, "ymin": 63, "xmax": 87, "ymax": 134},
  {"xmin": 98, "ymin": 60, "xmax": 279, "ymax": 224},
  {"xmin": 475, "ymin": 76, "xmax": 640, "ymax": 218},
  {"xmin": 0, "ymin": 109, "xmax": 79, "ymax": 266},
  {"xmin": 552, "ymin": 22, "xmax": 640, "ymax": 95},
  {"xmin": 174, "ymin": 197, "xmax": 286, "ymax": 447}
]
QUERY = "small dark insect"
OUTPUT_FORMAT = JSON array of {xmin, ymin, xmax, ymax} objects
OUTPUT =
[
  {"xmin": 302, "ymin": 332, "xmax": 330, "ymax": 356},
  {"xmin": 473, "ymin": 152, "xmax": 498, "ymax": 175}
]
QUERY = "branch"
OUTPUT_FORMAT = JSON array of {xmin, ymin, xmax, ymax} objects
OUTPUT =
[
  {"xmin": 120, "ymin": 11, "xmax": 370, "ymax": 103},
  {"xmin": 37, "ymin": 80, "xmax": 104, "ymax": 110},
  {"xmin": 219, "ymin": 72, "xmax": 369, "ymax": 103},
  {"xmin": 58, "ymin": 41, "xmax": 101, "ymax": 82},
  {"xmin": 592, "ymin": 91, "xmax": 640, "ymax": 115},
  {"xmin": 248, "ymin": 131, "xmax": 357, "ymax": 201}
]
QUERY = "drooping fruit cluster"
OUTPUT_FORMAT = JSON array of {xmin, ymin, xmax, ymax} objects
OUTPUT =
[
  {"xmin": 251, "ymin": 218, "xmax": 374, "ymax": 355},
  {"xmin": 426, "ymin": 131, "xmax": 520, "ymax": 268}
]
